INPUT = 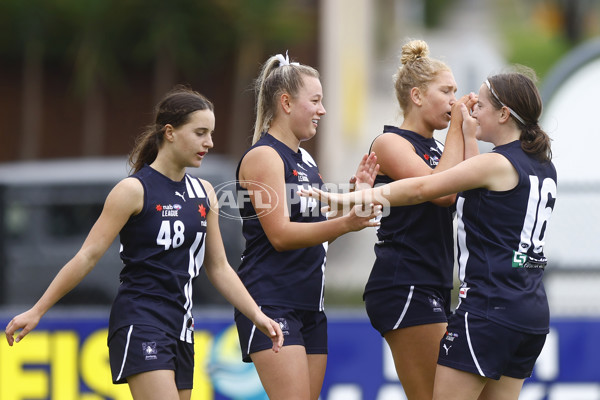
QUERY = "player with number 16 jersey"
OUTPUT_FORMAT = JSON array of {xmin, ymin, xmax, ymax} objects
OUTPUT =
[{"xmin": 455, "ymin": 140, "xmax": 557, "ymax": 334}]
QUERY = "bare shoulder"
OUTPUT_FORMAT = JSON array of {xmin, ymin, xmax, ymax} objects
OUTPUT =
[
  {"xmin": 241, "ymin": 145, "xmax": 281, "ymax": 165},
  {"xmin": 198, "ymin": 178, "xmax": 215, "ymax": 192},
  {"xmin": 239, "ymin": 145, "xmax": 284, "ymax": 181},
  {"xmin": 451, "ymin": 152, "xmax": 518, "ymax": 191},
  {"xmin": 372, "ymin": 132, "xmax": 414, "ymax": 150},
  {"xmin": 111, "ymin": 176, "xmax": 143, "ymax": 198},
  {"xmin": 472, "ymin": 152, "xmax": 514, "ymax": 169},
  {"xmin": 106, "ymin": 177, "xmax": 144, "ymax": 215},
  {"xmin": 198, "ymin": 178, "xmax": 217, "ymax": 205}
]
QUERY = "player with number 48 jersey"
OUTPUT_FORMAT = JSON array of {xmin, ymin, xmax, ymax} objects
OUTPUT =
[{"xmin": 111, "ymin": 166, "xmax": 211, "ymax": 344}]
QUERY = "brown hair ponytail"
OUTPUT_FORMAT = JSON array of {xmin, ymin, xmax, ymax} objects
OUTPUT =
[
  {"xmin": 129, "ymin": 86, "xmax": 214, "ymax": 173},
  {"xmin": 487, "ymin": 69, "xmax": 552, "ymax": 162}
]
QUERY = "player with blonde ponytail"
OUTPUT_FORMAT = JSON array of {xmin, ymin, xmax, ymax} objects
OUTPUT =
[
  {"xmin": 362, "ymin": 39, "xmax": 476, "ymax": 399},
  {"xmin": 234, "ymin": 52, "xmax": 381, "ymax": 400}
]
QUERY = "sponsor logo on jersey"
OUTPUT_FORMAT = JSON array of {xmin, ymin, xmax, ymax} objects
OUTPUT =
[
  {"xmin": 292, "ymin": 169, "xmax": 309, "ymax": 183},
  {"xmin": 459, "ymin": 287, "xmax": 469, "ymax": 298},
  {"xmin": 444, "ymin": 331, "xmax": 459, "ymax": 342},
  {"xmin": 175, "ymin": 191, "xmax": 186, "ymax": 202},
  {"xmin": 423, "ymin": 152, "xmax": 440, "ymax": 166},
  {"xmin": 430, "ymin": 146, "xmax": 443, "ymax": 156},
  {"xmin": 142, "ymin": 342, "xmax": 158, "ymax": 360},
  {"xmin": 442, "ymin": 343, "xmax": 452, "ymax": 355},
  {"xmin": 156, "ymin": 204, "xmax": 180, "ymax": 217},
  {"xmin": 512, "ymin": 250, "xmax": 546, "ymax": 269}
]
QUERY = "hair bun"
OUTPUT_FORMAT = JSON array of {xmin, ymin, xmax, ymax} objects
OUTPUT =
[{"xmin": 400, "ymin": 39, "xmax": 429, "ymax": 65}]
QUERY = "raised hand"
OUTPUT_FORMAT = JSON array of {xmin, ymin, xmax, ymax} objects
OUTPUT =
[
  {"xmin": 350, "ymin": 152, "xmax": 379, "ymax": 192},
  {"xmin": 460, "ymin": 103, "xmax": 479, "ymax": 140},
  {"xmin": 450, "ymin": 92, "xmax": 477, "ymax": 125}
]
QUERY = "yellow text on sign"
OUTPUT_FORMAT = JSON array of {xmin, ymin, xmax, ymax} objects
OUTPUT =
[{"xmin": 0, "ymin": 328, "xmax": 216, "ymax": 400}]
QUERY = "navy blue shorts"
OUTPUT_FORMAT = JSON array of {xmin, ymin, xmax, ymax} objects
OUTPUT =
[
  {"xmin": 108, "ymin": 324, "xmax": 194, "ymax": 389},
  {"xmin": 235, "ymin": 305, "xmax": 328, "ymax": 363},
  {"xmin": 364, "ymin": 285, "xmax": 451, "ymax": 336},
  {"xmin": 438, "ymin": 309, "xmax": 547, "ymax": 380}
]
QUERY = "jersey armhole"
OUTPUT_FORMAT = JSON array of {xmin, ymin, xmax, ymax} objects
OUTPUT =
[{"xmin": 127, "ymin": 175, "xmax": 148, "ymax": 222}]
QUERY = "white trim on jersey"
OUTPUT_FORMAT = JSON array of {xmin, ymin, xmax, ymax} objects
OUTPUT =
[
  {"xmin": 116, "ymin": 325, "xmax": 134, "ymax": 381},
  {"xmin": 392, "ymin": 285, "xmax": 414, "ymax": 330},
  {"xmin": 299, "ymin": 147, "xmax": 318, "ymax": 168},
  {"xmin": 464, "ymin": 312, "xmax": 485, "ymax": 376},
  {"xmin": 319, "ymin": 242, "xmax": 328, "ymax": 312},
  {"xmin": 185, "ymin": 175, "xmax": 207, "ymax": 199},
  {"xmin": 456, "ymin": 197, "xmax": 469, "ymax": 309},
  {"xmin": 180, "ymin": 231, "xmax": 206, "ymax": 343}
]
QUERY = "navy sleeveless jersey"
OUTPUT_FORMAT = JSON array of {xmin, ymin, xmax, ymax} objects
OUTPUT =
[
  {"xmin": 456, "ymin": 140, "xmax": 557, "ymax": 334},
  {"xmin": 236, "ymin": 133, "xmax": 327, "ymax": 311},
  {"xmin": 364, "ymin": 126, "xmax": 455, "ymax": 296},
  {"xmin": 108, "ymin": 165, "xmax": 210, "ymax": 344}
]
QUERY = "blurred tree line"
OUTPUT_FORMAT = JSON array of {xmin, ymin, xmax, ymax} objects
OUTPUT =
[
  {"xmin": 0, "ymin": 0, "xmax": 318, "ymax": 162},
  {"xmin": 499, "ymin": 0, "xmax": 599, "ymax": 81}
]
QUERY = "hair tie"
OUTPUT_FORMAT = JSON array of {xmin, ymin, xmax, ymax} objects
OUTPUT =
[{"xmin": 275, "ymin": 50, "xmax": 299, "ymax": 67}]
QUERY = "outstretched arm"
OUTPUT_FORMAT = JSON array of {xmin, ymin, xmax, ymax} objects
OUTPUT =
[
  {"xmin": 202, "ymin": 180, "xmax": 283, "ymax": 353},
  {"xmin": 368, "ymin": 95, "xmax": 476, "ymax": 209},
  {"xmin": 238, "ymin": 146, "xmax": 381, "ymax": 252},
  {"xmin": 5, "ymin": 178, "xmax": 142, "ymax": 346},
  {"xmin": 300, "ymin": 151, "xmax": 517, "ymax": 210}
]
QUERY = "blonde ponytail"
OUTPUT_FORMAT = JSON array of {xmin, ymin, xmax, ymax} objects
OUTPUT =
[{"xmin": 252, "ymin": 52, "xmax": 320, "ymax": 145}]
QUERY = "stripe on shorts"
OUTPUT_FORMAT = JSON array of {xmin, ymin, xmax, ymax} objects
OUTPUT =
[
  {"xmin": 393, "ymin": 285, "xmax": 415, "ymax": 330},
  {"xmin": 116, "ymin": 325, "xmax": 134, "ymax": 381}
]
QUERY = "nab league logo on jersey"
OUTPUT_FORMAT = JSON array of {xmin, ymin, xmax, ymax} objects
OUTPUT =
[
  {"xmin": 442, "ymin": 331, "xmax": 458, "ymax": 355},
  {"xmin": 155, "ymin": 203, "xmax": 182, "ymax": 217},
  {"xmin": 444, "ymin": 331, "xmax": 458, "ymax": 342},
  {"xmin": 292, "ymin": 168, "xmax": 310, "ymax": 183},
  {"xmin": 423, "ymin": 151, "xmax": 440, "ymax": 167}
]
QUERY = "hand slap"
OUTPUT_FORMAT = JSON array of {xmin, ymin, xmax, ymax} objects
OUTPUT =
[
  {"xmin": 298, "ymin": 187, "xmax": 330, "ymax": 204},
  {"xmin": 355, "ymin": 203, "xmax": 383, "ymax": 223},
  {"xmin": 351, "ymin": 152, "xmax": 379, "ymax": 192}
]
